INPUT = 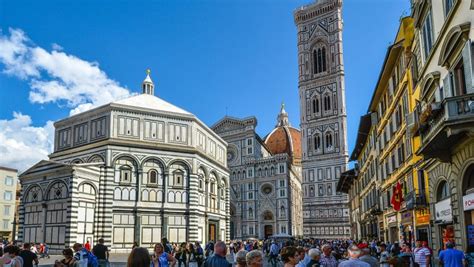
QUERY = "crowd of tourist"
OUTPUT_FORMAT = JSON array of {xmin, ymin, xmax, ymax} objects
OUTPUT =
[{"xmin": 1, "ymin": 237, "xmax": 474, "ymax": 267}]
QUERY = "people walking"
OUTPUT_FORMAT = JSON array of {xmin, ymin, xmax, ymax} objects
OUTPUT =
[
  {"xmin": 151, "ymin": 243, "xmax": 176, "ymax": 267},
  {"xmin": 92, "ymin": 238, "xmax": 109, "ymax": 267},
  {"xmin": 319, "ymin": 244, "xmax": 337, "ymax": 267},
  {"xmin": 280, "ymin": 246, "xmax": 299, "ymax": 267},
  {"xmin": 127, "ymin": 247, "xmax": 150, "ymax": 267},
  {"xmin": 19, "ymin": 243, "xmax": 38, "ymax": 267},
  {"xmin": 439, "ymin": 242, "xmax": 466, "ymax": 267},
  {"xmin": 414, "ymin": 240, "xmax": 431, "ymax": 267},
  {"xmin": 246, "ymin": 250, "xmax": 263, "ymax": 267},
  {"xmin": 337, "ymin": 245, "xmax": 370, "ymax": 267},
  {"xmin": 203, "ymin": 241, "xmax": 231, "ymax": 267}
]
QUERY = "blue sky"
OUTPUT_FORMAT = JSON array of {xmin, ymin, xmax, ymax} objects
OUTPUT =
[{"xmin": 0, "ymin": 0, "xmax": 410, "ymax": 171}]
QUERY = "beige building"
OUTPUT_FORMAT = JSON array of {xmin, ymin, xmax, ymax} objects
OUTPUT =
[
  {"xmin": 410, "ymin": 0, "xmax": 474, "ymax": 252},
  {"xmin": 0, "ymin": 166, "xmax": 18, "ymax": 241}
]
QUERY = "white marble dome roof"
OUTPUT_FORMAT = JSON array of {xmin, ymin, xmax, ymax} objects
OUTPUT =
[{"xmin": 113, "ymin": 93, "xmax": 191, "ymax": 115}]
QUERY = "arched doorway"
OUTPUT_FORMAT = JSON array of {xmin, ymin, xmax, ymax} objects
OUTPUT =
[
  {"xmin": 462, "ymin": 164, "xmax": 474, "ymax": 250},
  {"xmin": 262, "ymin": 211, "xmax": 274, "ymax": 239},
  {"xmin": 435, "ymin": 180, "xmax": 454, "ymax": 249}
]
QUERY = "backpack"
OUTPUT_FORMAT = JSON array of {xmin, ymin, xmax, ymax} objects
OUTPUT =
[{"xmin": 84, "ymin": 249, "xmax": 99, "ymax": 267}]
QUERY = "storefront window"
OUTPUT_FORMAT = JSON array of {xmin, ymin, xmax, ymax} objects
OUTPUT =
[{"xmin": 440, "ymin": 225, "xmax": 455, "ymax": 249}]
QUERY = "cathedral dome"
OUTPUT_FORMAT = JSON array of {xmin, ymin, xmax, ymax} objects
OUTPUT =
[{"xmin": 264, "ymin": 104, "xmax": 302, "ymax": 160}]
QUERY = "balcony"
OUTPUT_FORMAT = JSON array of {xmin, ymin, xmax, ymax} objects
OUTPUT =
[
  {"xmin": 406, "ymin": 191, "xmax": 429, "ymax": 210},
  {"xmin": 416, "ymin": 93, "xmax": 474, "ymax": 162}
]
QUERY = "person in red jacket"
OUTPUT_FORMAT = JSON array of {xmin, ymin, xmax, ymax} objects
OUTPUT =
[{"xmin": 84, "ymin": 240, "xmax": 91, "ymax": 252}]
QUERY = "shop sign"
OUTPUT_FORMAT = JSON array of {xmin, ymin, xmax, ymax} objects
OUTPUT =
[
  {"xmin": 435, "ymin": 198, "xmax": 452, "ymax": 222},
  {"xmin": 387, "ymin": 215, "xmax": 397, "ymax": 224},
  {"xmin": 401, "ymin": 211, "xmax": 413, "ymax": 224},
  {"xmin": 463, "ymin": 193, "xmax": 474, "ymax": 211},
  {"xmin": 415, "ymin": 209, "xmax": 430, "ymax": 225}
]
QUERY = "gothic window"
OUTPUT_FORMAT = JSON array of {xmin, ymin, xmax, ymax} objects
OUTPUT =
[
  {"xmin": 26, "ymin": 186, "xmax": 42, "ymax": 203},
  {"xmin": 314, "ymin": 134, "xmax": 321, "ymax": 151},
  {"xmin": 324, "ymin": 94, "xmax": 332, "ymax": 111},
  {"xmin": 325, "ymin": 132, "xmax": 333, "ymax": 150},
  {"xmin": 322, "ymin": 47, "xmax": 327, "ymax": 72},
  {"xmin": 270, "ymin": 167, "xmax": 275, "ymax": 175},
  {"xmin": 49, "ymin": 182, "xmax": 67, "ymax": 200},
  {"xmin": 148, "ymin": 169, "xmax": 158, "ymax": 184},
  {"xmin": 248, "ymin": 208, "xmax": 253, "ymax": 218},
  {"xmin": 313, "ymin": 46, "xmax": 328, "ymax": 74},
  {"xmin": 257, "ymin": 168, "xmax": 262, "ymax": 177},
  {"xmin": 280, "ymin": 206, "xmax": 286, "ymax": 217},
  {"xmin": 265, "ymin": 167, "xmax": 268, "ymax": 176},
  {"xmin": 120, "ymin": 166, "xmax": 132, "ymax": 183}
]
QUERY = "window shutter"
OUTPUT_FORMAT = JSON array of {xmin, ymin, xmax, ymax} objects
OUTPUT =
[
  {"xmin": 462, "ymin": 40, "xmax": 474, "ymax": 93},
  {"xmin": 443, "ymin": 74, "xmax": 452, "ymax": 98}
]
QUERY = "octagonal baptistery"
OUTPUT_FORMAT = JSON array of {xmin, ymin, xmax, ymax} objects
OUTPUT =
[{"xmin": 18, "ymin": 71, "xmax": 230, "ymax": 252}]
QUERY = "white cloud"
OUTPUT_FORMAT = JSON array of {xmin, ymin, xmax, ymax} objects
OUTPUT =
[
  {"xmin": 0, "ymin": 28, "xmax": 133, "ymax": 171},
  {"xmin": 0, "ymin": 112, "xmax": 55, "ymax": 172},
  {"xmin": 0, "ymin": 28, "xmax": 131, "ymax": 115}
]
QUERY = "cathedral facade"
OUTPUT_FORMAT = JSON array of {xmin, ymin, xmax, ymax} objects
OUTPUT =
[
  {"xmin": 294, "ymin": 0, "xmax": 351, "ymax": 238},
  {"xmin": 18, "ymin": 72, "xmax": 230, "ymax": 252},
  {"xmin": 212, "ymin": 106, "xmax": 303, "ymax": 240}
]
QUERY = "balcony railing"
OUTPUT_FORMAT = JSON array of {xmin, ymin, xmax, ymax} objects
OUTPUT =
[
  {"xmin": 406, "ymin": 191, "xmax": 429, "ymax": 210},
  {"xmin": 415, "ymin": 93, "xmax": 474, "ymax": 161}
]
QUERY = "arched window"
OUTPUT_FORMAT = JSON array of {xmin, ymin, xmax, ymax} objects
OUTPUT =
[
  {"xmin": 211, "ymin": 181, "xmax": 216, "ymax": 194},
  {"xmin": 324, "ymin": 94, "xmax": 331, "ymax": 111},
  {"xmin": 120, "ymin": 166, "xmax": 132, "ymax": 183},
  {"xmin": 326, "ymin": 132, "xmax": 333, "ymax": 149},
  {"xmin": 173, "ymin": 170, "xmax": 184, "ymax": 187},
  {"xmin": 314, "ymin": 134, "xmax": 321, "ymax": 151},
  {"xmin": 313, "ymin": 46, "xmax": 327, "ymax": 74},
  {"xmin": 280, "ymin": 206, "xmax": 286, "ymax": 217},
  {"xmin": 322, "ymin": 47, "xmax": 327, "ymax": 72},
  {"xmin": 271, "ymin": 167, "xmax": 275, "ymax": 175},
  {"xmin": 313, "ymin": 49, "xmax": 318, "ymax": 74},
  {"xmin": 265, "ymin": 167, "xmax": 268, "ymax": 176},
  {"xmin": 317, "ymin": 48, "xmax": 322, "ymax": 73},
  {"xmin": 148, "ymin": 169, "xmax": 158, "ymax": 184},
  {"xmin": 437, "ymin": 180, "xmax": 450, "ymax": 201}
]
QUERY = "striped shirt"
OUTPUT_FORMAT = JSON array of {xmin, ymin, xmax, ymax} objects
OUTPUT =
[{"xmin": 414, "ymin": 247, "xmax": 431, "ymax": 267}]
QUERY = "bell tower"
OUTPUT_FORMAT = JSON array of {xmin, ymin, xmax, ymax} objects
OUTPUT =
[{"xmin": 294, "ymin": 0, "xmax": 350, "ymax": 239}]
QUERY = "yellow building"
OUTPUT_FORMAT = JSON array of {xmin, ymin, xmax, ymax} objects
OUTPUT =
[
  {"xmin": 366, "ymin": 17, "xmax": 424, "ymax": 243},
  {"xmin": 0, "ymin": 166, "xmax": 18, "ymax": 241}
]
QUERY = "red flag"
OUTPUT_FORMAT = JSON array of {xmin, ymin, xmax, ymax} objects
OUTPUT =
[{"xmin": 391, "ymin": 182, "xmax": 404, "ymax": 211}]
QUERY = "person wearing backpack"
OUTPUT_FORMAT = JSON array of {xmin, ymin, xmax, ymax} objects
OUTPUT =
[{"xmin": 73, "ymin": 243, "xmax": 99, "ymax": 267}]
